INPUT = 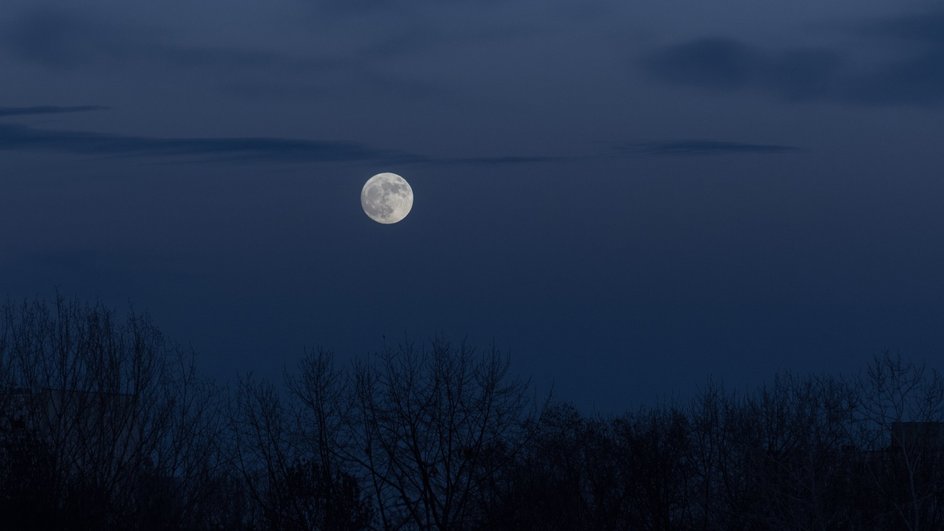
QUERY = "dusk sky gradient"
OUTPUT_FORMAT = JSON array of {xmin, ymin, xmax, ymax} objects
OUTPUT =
[{"xmin": 1, "ymin": 0, "xmax": 943, "ymax": 411}]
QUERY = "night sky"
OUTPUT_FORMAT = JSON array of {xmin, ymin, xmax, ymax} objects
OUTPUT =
[{"xmin": 1, "ymin": 0, "xmax": 943, "ymax": 411}]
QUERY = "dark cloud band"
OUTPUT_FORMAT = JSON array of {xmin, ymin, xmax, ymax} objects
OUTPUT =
[
  {"xmin": 627, "ymin": 140, "xmax": 800, "ymax": 156},
  {"xmin": 0, "ymin": 105, "xmax": 109, "ymax": 117},
  {"xmin": 0, "ymin": 123, "xmax": 420, "ymax": 164},
  {"xmin": 642, "ymin": 8, "xmax": 944, "ymax": 107}
]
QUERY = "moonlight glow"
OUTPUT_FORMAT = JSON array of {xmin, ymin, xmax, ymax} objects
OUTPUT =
[{"xmin": 361, "ymin": 172, "xmax": 414, "ymax": 224}]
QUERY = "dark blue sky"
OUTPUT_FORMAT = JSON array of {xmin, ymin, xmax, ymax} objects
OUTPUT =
[{"xmin": 1, "ymin": 0, "xmax": 943, "ymax": 411}]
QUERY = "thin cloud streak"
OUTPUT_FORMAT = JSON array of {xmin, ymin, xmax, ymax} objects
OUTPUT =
[
  {"xmin": 0, "ymin": 121, "xmax": 571, "ymax": 166},
  {"xmin": 0, "ymin": 105, "xmax": 109, "ymax": 117},
  {"xmin": 435, "ymin": 155, "xmax": 578, "ymax": 166},
  {"xmin": 0, "ymin": 123, "xmax": 421, "ymax": 164},
  {"xmin": 627, "ymin": 140, "xmax": 801, "ymax": 156},
  {"xmin": 0, "ymin": 117, "xmax": 804, "ymax": 165}
]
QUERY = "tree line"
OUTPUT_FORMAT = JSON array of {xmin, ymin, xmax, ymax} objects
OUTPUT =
[{"xmin": 0, "ymin": 297, "xmax": 942, "ymax": 530}]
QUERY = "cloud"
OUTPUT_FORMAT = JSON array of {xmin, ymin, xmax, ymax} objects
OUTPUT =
[
  {"xmin": 842, "ymin": 9, "xmax": 944, "ymax": 106},
  {"xmin": 438, "ymin": 155, "xmax": 574, "ymax": 166},
  {"xmin": 0, "ymin": 123, "xmax": 803, "ymax": 165},
  {"xmin": 430, "ymin": 142, "xmax": 800, "ymax": 165},
  {"xmin": 642, "ymin": 8, "xmax": 944, "ymax": 107},
  {"xmin": 642, "ymin": 38, "xmax": 842, "ymax": 102},
  {"xmin": 626, "ymin": 140, "xmax": 800, "ymax": 156},
  {"xmin": 0, "ymin": 105, "xmax": 109, "ymax": 117},
  {"xmin": 0, "ymin": 6, "xmax": 427, "ymax": 106},
  {"xmin": 0, "ymin": 109, "xmax": 801, "ymax": 165},
  {"xmin": 0, "ymin": 123, "xmax": 421, "ymax": 164},
  {"xmin": 0, "ymin": 114, "xmax": 594, "ymax": 167},
  {"xmin": 4, "ymin": 8, "xmax": 149, "ymax": 68},
  {"xmin": 861, "ymin": 8, "xmax": 944, "ymax": 44},
  {"xmin": 1, "ymin": 8, "xmax": 333, "ymax": 72},
  {"xmin": 643, "ymin": 38, "xmax": 760, "ymax": 90},
  {"xmin": 842, "ymin": 51, "xmax": 944, "ymax": 106}
]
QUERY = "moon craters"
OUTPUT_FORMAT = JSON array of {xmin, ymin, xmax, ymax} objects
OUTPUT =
[{"xmin": 361, "ymin": 172, "xmax": 414, "ymax": 224}]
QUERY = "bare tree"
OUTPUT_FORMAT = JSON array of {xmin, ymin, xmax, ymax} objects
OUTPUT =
[
  {"xmin": 613, "ymin": 407, "xmax": 693, "ymax": 531},
  {"xmin": 855, "ymin": 352, "xmax": 944, "ymax": 531},
  {"xmin": 0, "ymin": 295, "xmax": 226, "ymax": 529},
  {"xmin": 4, "ymin": 295, "xmax": 942, "ymax": 530},
  {"xmin": 687, "ymin": 380, "xmax": 731, "ymax": 530},
  {"xmin": 348, "ymin": 339, "xmax": 531, "ymax": 530},
  {"xmin": 233, "ymin": 350, "xmax": 371, "ymax": 531}
]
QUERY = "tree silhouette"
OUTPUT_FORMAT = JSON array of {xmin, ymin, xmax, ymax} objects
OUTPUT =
[
  {"xmin": 0, "ymin": 296, "xmax": 226, "ymax": 530},
  {"xmin": 347, "ymin": 339, "xmax": 533, "ymax": 531},
  {"xmin": 0, "ymin": 296, "xmax": 942, "ymax": 530},
  {"xmin": 855, "ymin": 352, "xmax": 944, "ymax": 531}
]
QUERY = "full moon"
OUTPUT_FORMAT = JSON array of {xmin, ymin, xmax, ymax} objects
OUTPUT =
[{"xmin": 361, "ymin": 172, "xmax": 414, "ymax": 224}]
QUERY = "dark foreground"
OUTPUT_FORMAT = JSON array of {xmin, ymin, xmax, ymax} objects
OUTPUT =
[{"xmin": 0, "ymin": 298, "xmax": 941, "ymax": 530}]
